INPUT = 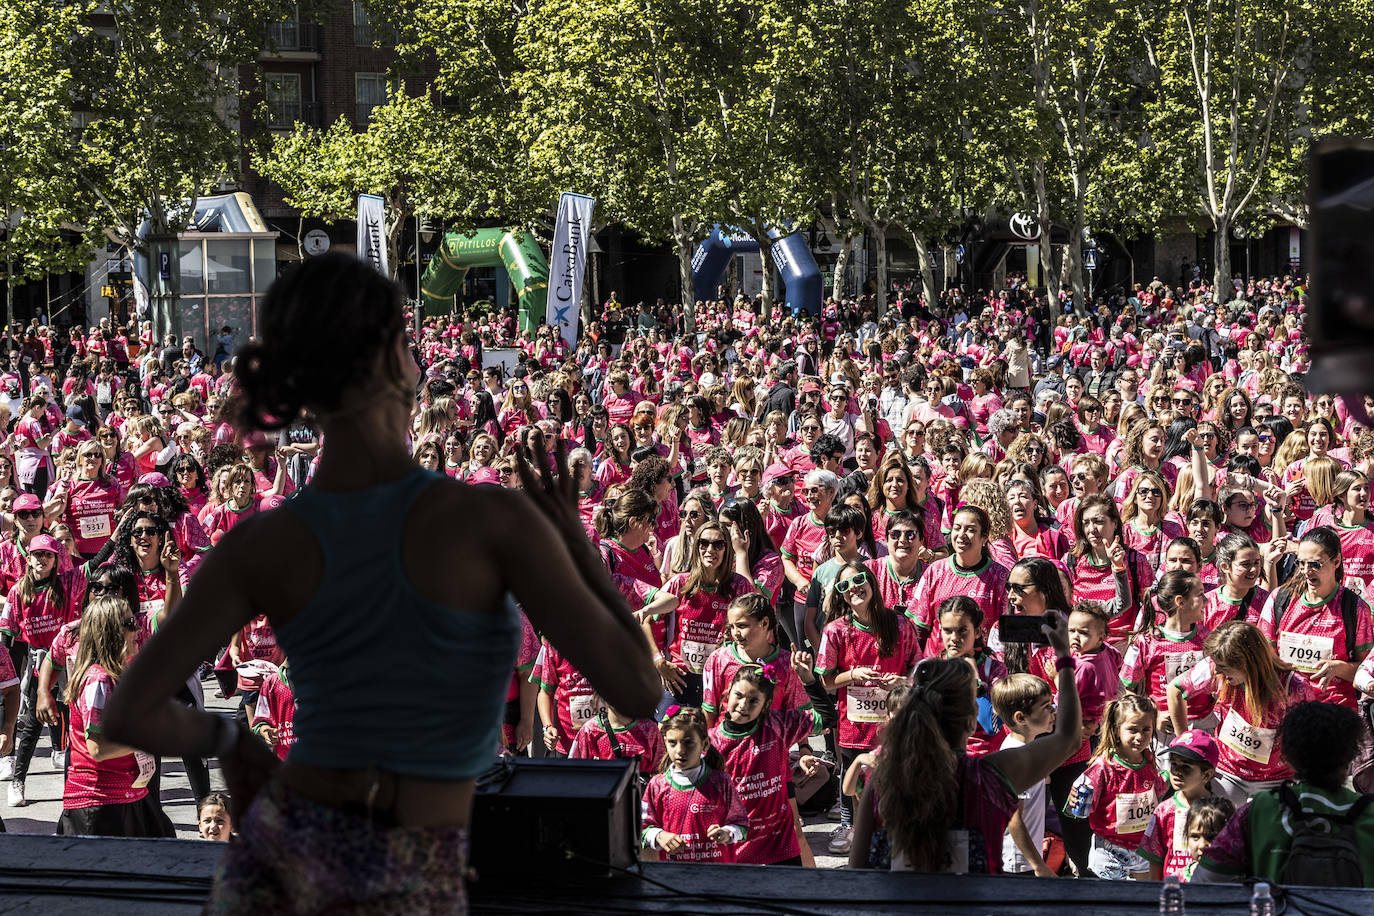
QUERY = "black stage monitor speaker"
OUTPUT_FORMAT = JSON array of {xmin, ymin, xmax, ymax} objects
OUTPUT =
[{"xmin": 470, "ymin": 757, "xmax": 638, "ymax": 882}]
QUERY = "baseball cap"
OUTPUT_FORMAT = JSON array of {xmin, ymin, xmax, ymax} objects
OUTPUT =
[
  {"xmin": 12, "ymin": 494, "xmax": 41, "ymax": 512},
  {"xmin": 27, "ymin": 534, "xmax": 61, "ymax": 555},
  {"xmin": 762, "ymin": 463, "xmax": 795, "ymax": 486},
  {"xmin": 243, "ymin": 430, "xmax": 271, "ymax": 449},
  {"xmin": 138, "ymin": 472, "xmax": 170, "ymax": 488},
  {"xmin": 1168, "ymin": 729, "xmax": 1219, "ymax": 769},
  {"xmin": 65, "ymin": 404, "xmax": 86, "ymax": 426},
  {"xmin": 468, "ymin": 467, "xmax": 503, "ymax": 487}
]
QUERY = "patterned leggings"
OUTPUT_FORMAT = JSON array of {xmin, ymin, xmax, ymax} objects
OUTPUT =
[{"xmin": 206, "ymin": 777, "xmax": 469, "ymax": 915}]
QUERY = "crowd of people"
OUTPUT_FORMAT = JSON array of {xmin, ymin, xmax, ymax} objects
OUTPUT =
[{"xmin": 0, "ymin": 255, "xmax": 1369, "ymax": 910}]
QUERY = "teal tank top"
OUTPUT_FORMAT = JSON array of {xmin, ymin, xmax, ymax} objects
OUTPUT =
[{"xmin": 277, "ymin": 468, "xmax": 518, "ymax": 780}]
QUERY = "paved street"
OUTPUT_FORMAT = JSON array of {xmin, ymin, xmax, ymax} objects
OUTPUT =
[{"xmin": 0, "ymin": 678, "xmax": 232, "ymax": 840}]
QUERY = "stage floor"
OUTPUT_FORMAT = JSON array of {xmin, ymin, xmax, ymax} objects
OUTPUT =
[{"xmin": 0, "ymin": 835, "xmax": 1369, "ymax": 915}]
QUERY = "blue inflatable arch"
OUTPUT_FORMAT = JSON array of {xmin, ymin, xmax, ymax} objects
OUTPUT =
[{"xmin": 690, "ymin": 225, "xmax": 822, "ymax": 315}]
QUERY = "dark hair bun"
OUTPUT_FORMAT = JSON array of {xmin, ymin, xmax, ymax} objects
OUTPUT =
[{"xmin": 233, "ymin": 253, "xmax": 404, "ymax": 430}]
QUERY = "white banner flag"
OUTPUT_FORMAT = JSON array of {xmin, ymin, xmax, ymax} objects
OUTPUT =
[
  {"xmin": 546, "ymin": 192, "xmax": 596, "ymax": 349},
  {"xmin": 357, "ymin": 194, "xmax": 388, "ymax": 276}
]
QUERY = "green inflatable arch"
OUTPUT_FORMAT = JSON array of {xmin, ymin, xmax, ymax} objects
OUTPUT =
[{"xmin": 420, "ymin": 228, "xmax": 550, "ymax": 329}]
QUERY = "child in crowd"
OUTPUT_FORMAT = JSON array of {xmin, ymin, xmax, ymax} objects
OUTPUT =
[
  {"xmin": 1140, "ymin": 730, "xmax": 1221, "ymax": 879},
  {"xmin": 993, "ymin": 673, "xmax": 1058, "ymax": 876},
  {"xmin": 640, "ymin": 707, "xmax": 748, "ymax": 863},
  {"xmin": 1066, "ymin": 694, "xmax": 1166, "ymax": 879}
]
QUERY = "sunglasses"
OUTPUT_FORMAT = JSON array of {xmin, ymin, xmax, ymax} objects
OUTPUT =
[
  {"xmin": 697, "ymin": 537, "xmax": 727, "ymax": 550},
  {"xmin": 1294, "ymin": 559, "xmax": 1327, "ymax": 572},
  {"xmin": 131, "ymin": 527, "xmax": 159, "ymax": 539},
  {"xmin": 1136, "ymin": 487, "xmax": 1163, "ymax": 498},
  {"xmin": 834, "ymin": 571, "xmax": 869, "ymax": 594},
  {"xmin": 889, "ymin": 529, "xmax": 920, "ymax": 542},
  {"xmin": 1008, "ymin": 581, "xmax": 1037, "ymax": 596},
  {"xmin": 1172, "ymin": 398, "xmax": 1195, "ymax": 406},
  {"xmin": 14, "ymin": 510, "xmax": 40, "ymax": 520},
  {"xmin": 800, "ymin": 425, "xmax": 821, "ymax": 433},
  {"xmin": 89, "ymin": 581, "xmax": 118, "ymax": 595},
  {"xmin": 680, "ymin": 507, "xmax": 708, "ymax": 519}
]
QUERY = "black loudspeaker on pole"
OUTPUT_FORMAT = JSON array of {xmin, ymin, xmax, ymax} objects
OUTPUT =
[{"xmin": 1307, "ymin": 140, "xmax": 1374, "ymax": 421}]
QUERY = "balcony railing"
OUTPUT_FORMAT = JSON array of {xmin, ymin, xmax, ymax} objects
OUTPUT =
[
  {"xmin": 266, "ymin": 20, "xmax": 321, "ymax": 53},
  {"xmin": 266, "ymin": 100, "xmax": 322, "ymax": 129},
  {"xmin": 353, "ymin": 21, "xmax": 396, "ymax": 48}
]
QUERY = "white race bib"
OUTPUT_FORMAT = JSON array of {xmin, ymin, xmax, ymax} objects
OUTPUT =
[
  {"xmin": 1218, "ymin": 707, "xmax": 1275, "ymax": 764},
  {"xmin": 140, "ymin": 599, "xmax": 164, "ymax": 621},
  {"xmin": 1345, "ymin": 575, "xmax": 1367, "ymax": 597},
  {"xmin": 1114, "ymin": 790, "xmax": 1155, "ymax": 835},
  {"xmin": 568, "ymin": 693, "xmax": 604, "ymax": 731},
  {"xmin": 846, "ymin": 683, "xmax": 888, "ymax": 724},
  {"xmin": 78, "ymin": 514, "xmax": 111, "ymax": 540},
  {"xmin": 679, "ymin": 639, "xmax": 717, "ymax": 675},
  {"xmin": 1164, "ymin": 650, "xmax": 1204, "ymax": 684},
  {"xmin": 1277, "ymin": 631, "xmax": 1334, "ymax": 674},
  {"xmin": 132, "ymin": 750, "xmax": 156, "ymax": 788}
]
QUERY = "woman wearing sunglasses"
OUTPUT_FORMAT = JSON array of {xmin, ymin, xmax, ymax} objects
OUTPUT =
[
  {"xmin": 55, "ymin": 595, "xmax": 174, "ymax": 838},
  {"xmin": 638, "ymin": 521, "xmax": 753, "ymax": 708},
  {"xmin": 816, "ymin": 560, "xmax": 920, "ymax": 855},
  {"xmin": 1120, "ymin": 471, "xmax": 1183, "ymax": 573},
  {"xmin": 43, "ymin": 440, "xmax": 122, "ymax": 562},
  {"xmin": 1255, "ymin": 526, "xmax": 1370, "ymax": 711},
  {"xmin": 0, "ymin": 493, "xmax": 72, "ymax": 596},
  {"xmin": 93, "ymin": 424, "xmax": 139, "ymax": 492}
]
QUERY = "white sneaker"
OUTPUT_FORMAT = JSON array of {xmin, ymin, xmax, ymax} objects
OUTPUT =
[
  {"xmin": 51, "ymin": 750, "xmax": 66, "ymax": 771},
  {"xmin": 8, "ymin": 779, "xmax": 26, "ymax": 807},
  {"xmin": 827, "ymin": 824, "xmax": 853, "ymax": 854},
  {"xmin": 0, "ymin": 757, "xmax": 13, "ymax": 781}
]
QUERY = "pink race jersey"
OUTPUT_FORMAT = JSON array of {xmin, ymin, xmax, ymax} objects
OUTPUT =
[
  {"xmin": 865, "ymin": 556, "xmax": 924, "ymax": 624},
  {"xmin": 1, "ymin": 566, "xmax": 88, "ymax": 651},
  {"xmin": 660, "ymin": 573, "xmax": 752, "ymax": 674},
  {"xmin": 252, "ymin": 668, "xmax": 297, "ymax": 761},
  {"xmin": 1072, "ymin": 753, "xmax": 1165, "ymax": 849},
  {"xmin": 1139, "ymin": 794, "xmax": 1194, "ymax": 878},
  {"xmin": 909, "ymin": 556, "xmax": 1010, "ymax": 650},
  {"xmin": 780, "ymin": 512, "xmax": 827, "ymax": 586},
  {"xmin": 1173, "ymin": 657, "xmax": 1316, "ymax": 781},
  {"xmin": 1202, "ymin": 586, "xmax": 1268, "ymax": 631},
  {"xmin": 1255, "ymin": 586, "xmax": 1372, "ymax": 708},
  {"xmin": 64, "ymin": 664, "xmax": 150, "ymax": 809},
  {"xmin": 701, "ymin": 643, "xmax": 811, "ymax": 717},
  {"xmin": 531, "ymin": 640, "xmax": 599, "ymax": 754},
  {"xmin": 569, "ymin": 717, "xmax": 665, "ymax": 776},
  {"xmin": 710, "ymin": 708, "xmax": 819, "ymax": 864},
  {"xmin": 816, "ymin": 614, "xmax": 921, "ymax": 749},
  {"xmin": 641, "ymin": 767, "xmax": 748, "ymax": 863},
  {"xmin": 1119, "ymin": 626, "xmax": 1211, "ymax": 718}
]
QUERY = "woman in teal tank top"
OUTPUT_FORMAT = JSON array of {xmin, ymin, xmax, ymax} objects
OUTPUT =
[{"xmin": 102, "ymin": 253, "xmax": 661, "ymax": 914}]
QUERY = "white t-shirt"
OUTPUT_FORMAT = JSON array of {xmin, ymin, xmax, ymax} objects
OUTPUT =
[{"xmin": 1000, "ymin": 733, "xmax": 1047, "ymax": 873}]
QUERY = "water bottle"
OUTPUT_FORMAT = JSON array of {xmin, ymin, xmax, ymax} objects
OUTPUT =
[
  {"xmin": 1067, "ymin": 780, "xmax": 1093, "ymax": 818},
  {"xmin": 1159, "ymin": 874, "xmax": 1184, "ymax": 915},
  {"xmin": 1249, "ymin": 882, "xmax": 1274, "ymax": 916}
]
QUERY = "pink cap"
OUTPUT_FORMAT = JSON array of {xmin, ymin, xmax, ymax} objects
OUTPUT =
[
  {"xmin": 1168, "ymin": 729, "xmax": 1220, "ymax": 769},
  {"xmin": 468, "ymin": 467, "xmax": 503, "ymax": 487},
  {"xmin": 138, "ymin": 472, "xmax": 170, "ymax": 487},
  {"xmin": 12, "ymin": 494, "xmax": 41, "ymax": 512},
  {"xmin": 242, "ymin": 431, "xmax": 271, "ymax": 449},
  {"xmin": 762, "ymin": 462, "xmax": 795, "ymax": 486},
  {"xmin": 27, "ymin": 534, "xmax": 61, "ymax": 555},
  {"xmin": 261, "ymin": 494, "xmax": 287, "ymax": 511},
  {"xmin": 1172, "ymin": 378, "xmax": 1200, "ymax": 394}
]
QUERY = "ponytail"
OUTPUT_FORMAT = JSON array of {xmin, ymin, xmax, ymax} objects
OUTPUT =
[
  {"xmin": 874, "ymin": 658, "xmax": 977, "ymax": 871},
  {"xmin": 657, "ymin": 707, "xmax": 724, "ymax": 772}
]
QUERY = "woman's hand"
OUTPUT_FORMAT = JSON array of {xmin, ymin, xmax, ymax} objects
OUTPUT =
[
  {"xmin": 36, "ymin": 692, "xmax": 59, "ymax": 728},
  {"xmin": 1041, "ymin": 610, "xmax": 1072, "ymax": 659},
  {"xmin": 656, "ymin": 656, "xmax": 687, "ymax": 693},
  {"xmin": 848, "ymin": 666, "xmax": 878, "ymax": 685},
  {"xmin": 705, "ymin": 824, "xmax": 733, "ymax": 844},
  {"xmin": 161, "ymin": 539, "xmax": 182, "ymax": 573},
  {"xmin": 791, "ymin": 650, "xmax": 815, "ymax": 685},
  {"xmin": 542, "ymin": 724, "xmax": 559, "ymax": 751},
  {"xmin": 1108, "ymin": 536, "xmax": 1126, "ymax": 570},
  {"xmin": 1313, "ymin": 658, "xmax": 1357, "ymax": 687}
]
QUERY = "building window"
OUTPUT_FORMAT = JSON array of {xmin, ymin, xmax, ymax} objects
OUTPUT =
[
  {"xmin": 268, "ymin": 5, "xmax": 301, "ymax": 50},
  {"xmin": 353, "ymin": 1, "xmax": 394, "ymax": 47},
  {"xmin": 356, "ymin": 73, "xmax": 387, "ymax": 125},
  {"xmin": 265, "ymin": 73, "xmax": 302, "ymax": 127}
]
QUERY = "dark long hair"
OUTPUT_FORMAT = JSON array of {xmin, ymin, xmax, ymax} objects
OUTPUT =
[{"xmin": 111, "ymin": 510, "xmax": 171, "ymax": 574}]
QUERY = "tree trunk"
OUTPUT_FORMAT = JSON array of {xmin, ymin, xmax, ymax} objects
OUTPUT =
[
  {"xmin": 672, "ymin": 214, "xmax": 696, "ymax": 333},
  {"xmin": 1033, "ymin": 162, "xmax": 1062, "ymax": 307},
  {"xmin": 832, "ymin": 233, "xmax": 853, "ymax": 301},
  {"xmin": 913, "ymin": 232, "xmax": 939, "ymax": 314},
  {"xmin": 870, "ymin": 227, "xmax": 888, "ymax": 316},
  {"xmin": 1212, "ymin": 217, "xmax": 1233, "ymax": 302}
]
